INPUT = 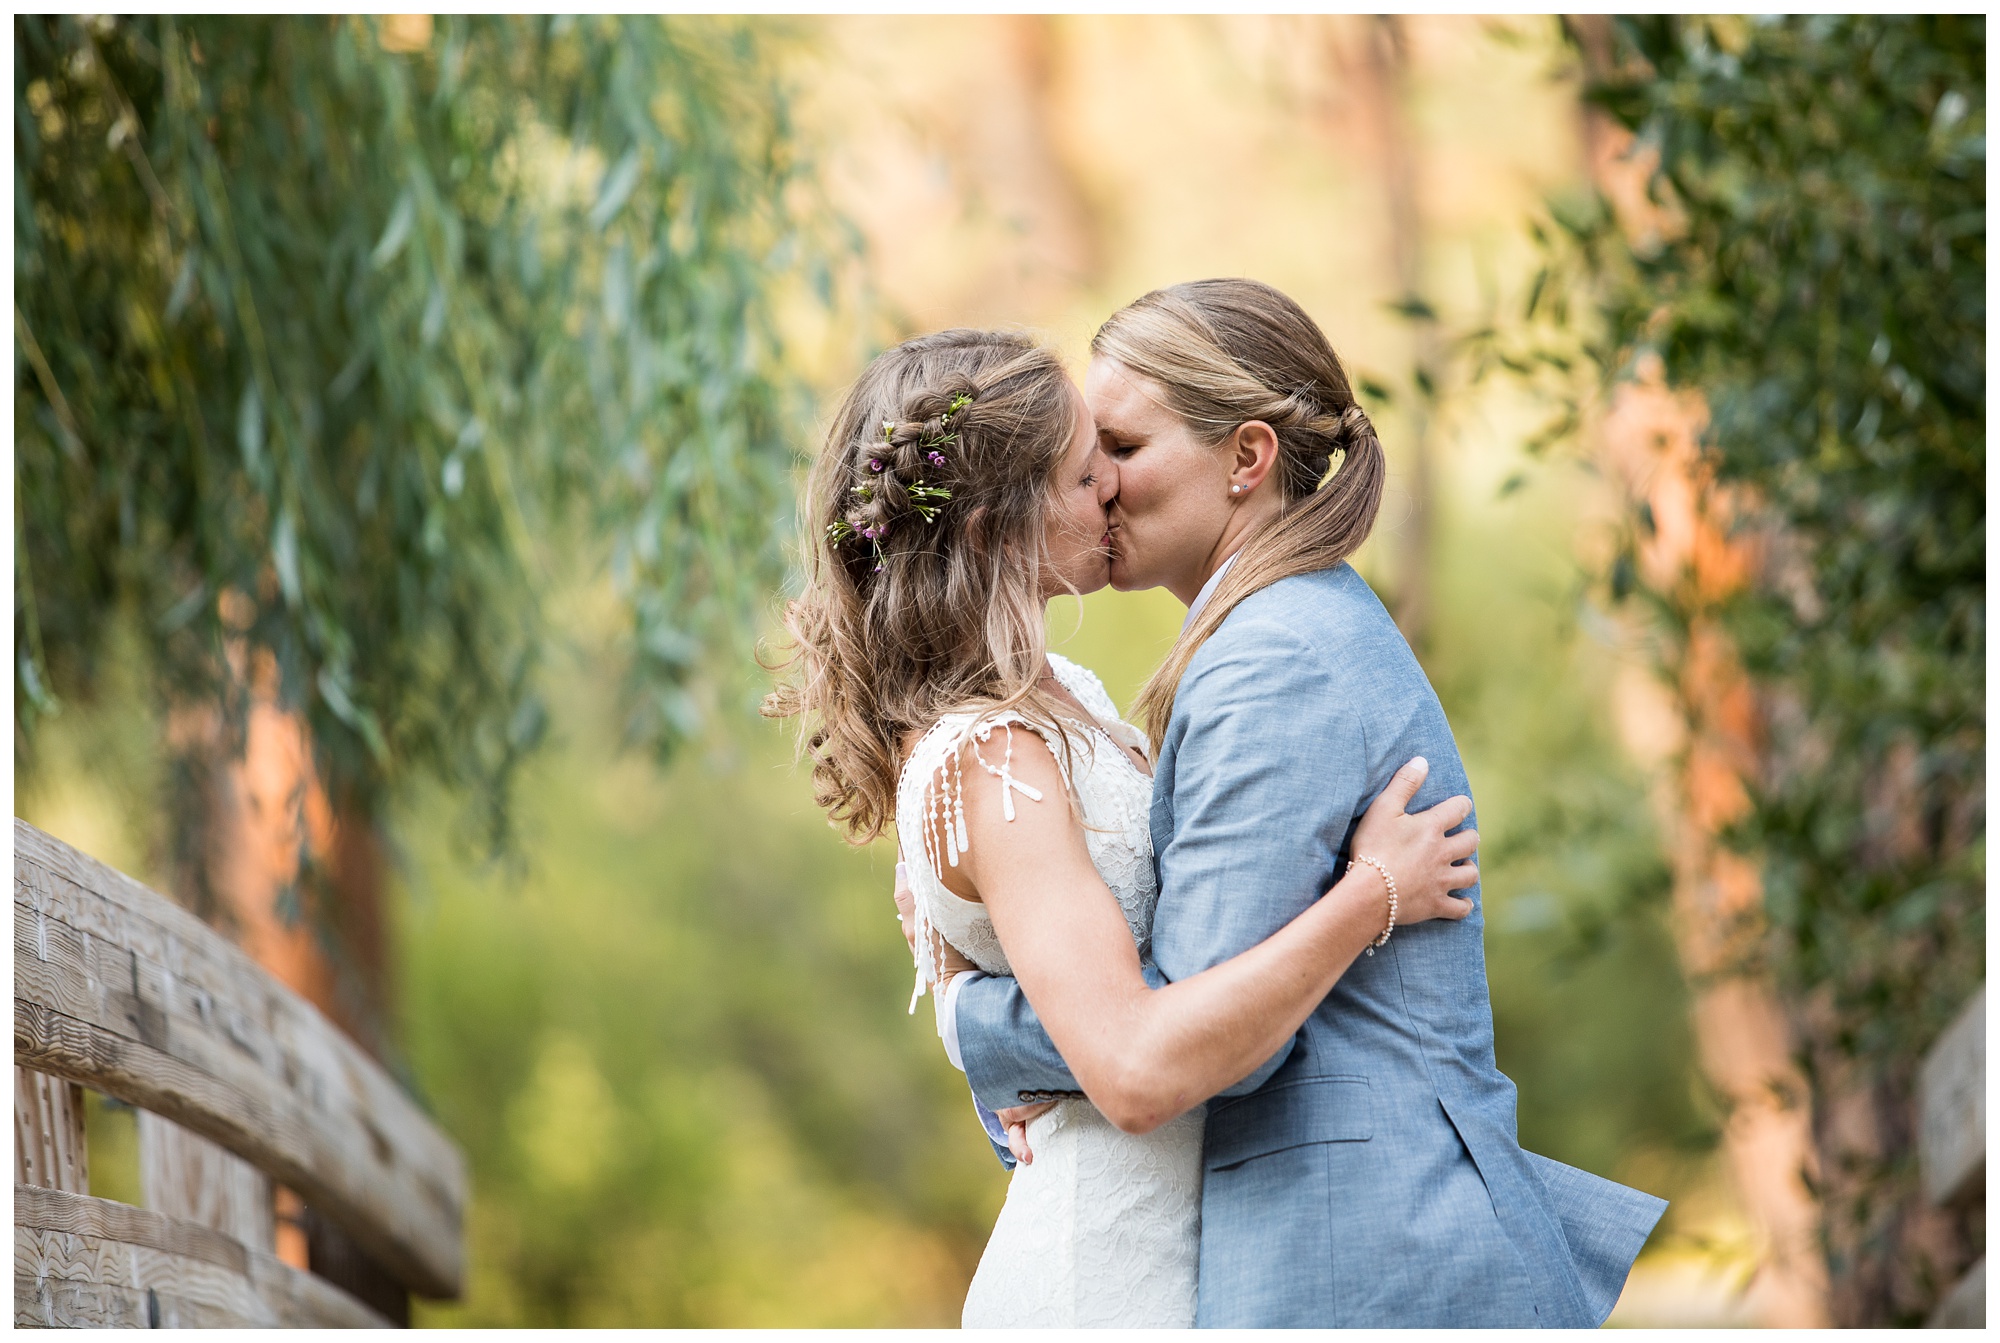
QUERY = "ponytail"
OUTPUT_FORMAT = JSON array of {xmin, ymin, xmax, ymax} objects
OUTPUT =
[{"xmin": 1093, "ymin": 280, "xmax": 1386, "ymax": 750}]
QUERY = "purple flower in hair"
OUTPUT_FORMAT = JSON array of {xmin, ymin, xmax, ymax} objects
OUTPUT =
[
  {"xmin": 927, "ymin": 451, "xmax": 947, "ymax": 467},
  {"xmin": 867, "ymin": 458, "xmax": 884, "ymax": 472}
]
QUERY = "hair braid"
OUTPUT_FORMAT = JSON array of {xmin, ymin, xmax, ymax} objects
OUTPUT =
[
  {"xmin": 1092, "ymin": 279, "xmax": 1387, "ymax": 749},
  {"xmin": 765, "ymin": 331, "xmax": 1079, "ymax": 842}
]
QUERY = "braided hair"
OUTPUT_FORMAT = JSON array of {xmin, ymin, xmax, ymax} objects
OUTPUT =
[
  {"xmin": 827, "ymin": 379, "xmax": 974, "ymax": 573},
  {"xmin": 765, "ymin": 330, "xmax": 1080, "ymax": 843},
  {"xmin": 1091, "ymin": 279, "xmax": 1387, "ymax": 749}
]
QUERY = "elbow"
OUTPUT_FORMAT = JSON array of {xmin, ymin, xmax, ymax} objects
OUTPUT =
[
  {"xmin": 1088, "ymin": 1052, "xmax": 1185, "ymax": 1136},
  {"xmin": 1097, "ymin": 1090, "xmax": 1161, "ymax": 1136}
]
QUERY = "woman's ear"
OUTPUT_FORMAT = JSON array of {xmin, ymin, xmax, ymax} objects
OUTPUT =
[{"xmin": 1225, "ymin": 421, "xmax": 1281, "ymax": 498}]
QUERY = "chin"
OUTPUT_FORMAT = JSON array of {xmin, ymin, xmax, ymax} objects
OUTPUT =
[
  {"xmin": 1050, "ymin": 557, "xmax": 1112, "ymax": 598},
  {"xmin": 1072, "ymin": 566, "xmax": 1112, "ymax": 597}
]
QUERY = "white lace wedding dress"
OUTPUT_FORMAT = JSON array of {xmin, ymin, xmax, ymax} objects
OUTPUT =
[{"xmin": 897, "ymin": 653, "xmax": 1204, "ymax": 1328}]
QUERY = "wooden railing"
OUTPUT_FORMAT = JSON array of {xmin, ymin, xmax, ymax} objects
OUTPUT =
[
  {"xmin": 1919, "ymin": 982, "xmax": 1985, "ymax": 1328},
  {"xmin": 13, "ymin": 820, "xmax": 467, "ymax": 1327}
]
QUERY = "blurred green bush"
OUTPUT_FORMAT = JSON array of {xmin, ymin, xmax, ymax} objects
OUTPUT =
[{"xmin": 396, "ymin": 636, "xmax": 1004, "ymax": 1325}]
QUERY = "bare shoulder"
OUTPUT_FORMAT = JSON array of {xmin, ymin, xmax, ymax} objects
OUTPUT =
[
  {"xmin": 952, "ymin": 718, "xmax": 1090, "ymax": 885},
  {"xmin": 905, "ymin": 714, "xmax": 1082, "ymax": 898}
]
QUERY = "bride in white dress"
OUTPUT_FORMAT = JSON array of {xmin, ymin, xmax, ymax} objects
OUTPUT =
[
  {"xmin": 900, "ymin": 651, "xmax": 1204, "ymax": 1326},
  {"xmin": 767, "ymin": 329, "xmax": 1481, "ymax": 1327}
]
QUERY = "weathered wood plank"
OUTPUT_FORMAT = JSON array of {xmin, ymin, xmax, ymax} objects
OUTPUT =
[
  {"xmin": 139, "ymin": 1111, "xmax": 274, "ymax": 1252},
  {"xmin": 17, "ymin": 1224, "xmax": 270, "ymax": 1325},
  {"xmin": 13, "ymin": 820, "xmax": 464, "ymax": 1298},
  {"xmin": 17, "ymin": 1275, "xmax": 164, "ymax": 1328},
  {"xmin": 1927, "ymin": 1256, "xmax": 1985, "ymax": 1328},
  {"xmin": 13, "ymin": 1185, "xmax": 387, "ymax": 1328},
  {"xmin": 13, "ymin": 1069, "xmax": 86, "ymax": 1194},
  {"xmin": 17, "ymin": 1180, "xmax": 246, "ymax": 1273},
  {"xmin": 1918, "ymin": 982, "xmax": 1984, "ymax": 1207}
]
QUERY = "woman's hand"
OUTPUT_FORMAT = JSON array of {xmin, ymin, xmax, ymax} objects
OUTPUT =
[
  {"xmin": 892, "ymin": 861, "xmax": 919, "ymax": 957},
  {"xmin": 995, "ymin": 1101, "xmax": 1054, "ymax": 1165},
  {"xmin": 1347, "ymin": 756, "xmax": 1478, "ymax": 931}
]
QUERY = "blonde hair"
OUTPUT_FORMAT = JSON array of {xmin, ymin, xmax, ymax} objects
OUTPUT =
[
  {"xmin": 763, "ymin": 329, "xmax": 1080, "ymax": 843},
  {"xmin": 1097, "ymin": 280, "xmax": 1386, "ymax": 749}
]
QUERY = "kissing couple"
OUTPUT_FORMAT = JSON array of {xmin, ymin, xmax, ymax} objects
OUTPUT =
[{"xmin": 768, "ymin": 279, "xmax": 1665, "ymax": 1328}]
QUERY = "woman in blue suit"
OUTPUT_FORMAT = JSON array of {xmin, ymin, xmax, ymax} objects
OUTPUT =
[
  {"xmin": 949, "ymin": 279, "xmax": 1666, "ymax": 1327},
  {"xmin": 777, "ymin": 281, "xmax": 1663, "ymax": 1327}
]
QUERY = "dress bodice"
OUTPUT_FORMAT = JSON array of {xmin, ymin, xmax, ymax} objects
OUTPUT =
[
  {"xmin": 898, "ymin": 655, "xmax": 1203, "ymax": 1329},
  {"xmin": 896, "ymin": 653, "xmax": 1158, "ymax": 996}
]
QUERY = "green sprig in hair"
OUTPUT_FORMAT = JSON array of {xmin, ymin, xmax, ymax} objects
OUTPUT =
[{"xmin": 831, "ymin": 392, "xmax": 973, "ymax": 572}]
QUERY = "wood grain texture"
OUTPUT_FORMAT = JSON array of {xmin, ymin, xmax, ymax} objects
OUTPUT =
[
  {"xmin": 13, "ymin": 820, "xmax": 465, "ymax": 1298},
  {"xmin": 1926, "ymin": 1256, "xmax": 1985, "ymax": 1329},
  {"xmin": 1917, "ymin": 983, "xmax": 1985, "ymax": 1208},
  {"xmin": 139, "ymin": 1111, "xmax": 274, "ymax": 1251},
  {"xmin": 13, "ymin": 1069, "xmax": 86, "ymax": 1194},
  {"xmin": 13, "ymin": 1184, "xmax": 387, "ymax": 1328}
]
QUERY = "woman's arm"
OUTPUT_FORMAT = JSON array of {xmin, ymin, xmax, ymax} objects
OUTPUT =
[{"xmin": 940, "ymin": 729, "xmax": 1475, "ymax": 1136}]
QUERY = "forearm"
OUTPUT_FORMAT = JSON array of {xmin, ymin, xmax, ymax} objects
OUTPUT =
[
  {"xmin": 1064, "ymin": 865, "xmax": 1388, "ymax": 1133},
  {"xmin": 947, "ymin": 714, "xmax": 1390, "ymax": 1133}
]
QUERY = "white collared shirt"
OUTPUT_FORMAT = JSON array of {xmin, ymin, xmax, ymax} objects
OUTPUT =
[{"xmin": 1183, "ymin": 552, "xmax": 1240, "ymax": 630}]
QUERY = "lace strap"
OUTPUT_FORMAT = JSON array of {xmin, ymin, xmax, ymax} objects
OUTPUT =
[
  {"xmin": 898, "ymin": 712, "xmax": 1072, "ymax": 1012},
  {"xmin": 1046, "ymin": 651, "xmax": 1122, "ymax": 726},
  {"xmin": 970, "ymin": 721, "xmax": 1046, "ymax": 822}
]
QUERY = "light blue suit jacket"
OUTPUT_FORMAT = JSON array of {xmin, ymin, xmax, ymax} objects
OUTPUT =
[{"xmin": 957, "ymin": 564, "xmax": 1665, "ymax": 1327}]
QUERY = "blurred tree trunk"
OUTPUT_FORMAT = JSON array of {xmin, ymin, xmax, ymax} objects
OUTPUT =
[
  {"xmin": 1350, "ymin": 15, "xmax": 1441, "ymax": 656},
  {"xmin": 1603, "ymin": 379, "xmax": 1967, "ymax": 1327},
  {"xmin": 1572, "ymin": 16, "xmax": 1985, "ymax": 1323},
  {"xmin": 168, "ymin": 638, "xmax": 389, "ymax": 1057},
  {"xmin": 1599, "ymin": 380, "xmax": 1831, "ymax": 1327},
  {"xmin": 1570, "ymin": 16, "xmax": 1829, "ymax": 1326},
  {"xmin": 168, "ymin": 636, "xmax": 400, "ymax": 1295},
  {"xmin": 979, "ymin": 16, "xmax": 1101, "ymax": 311},
  {"xmin": 1009, "ymin": 16, "xmax": 1102, "ymax": 287}
]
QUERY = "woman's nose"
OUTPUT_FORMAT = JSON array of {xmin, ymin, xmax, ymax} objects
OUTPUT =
[{"xmin": 1095, "ymin": 452, "xmax": 1120, "ymax": 506}]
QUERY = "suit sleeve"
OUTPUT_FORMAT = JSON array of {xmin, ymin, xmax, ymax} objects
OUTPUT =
[
  {"xmin": 956, "ymin": 957, "xmax": 1169, "ymax": 1114},
  {"xmin": 960, "ymin": 619, "xmax": 1364, "ymax": 1109},
  {"xmin": 1150, "ymin": 618, "xmax": 1365, "ymax": 1097}
]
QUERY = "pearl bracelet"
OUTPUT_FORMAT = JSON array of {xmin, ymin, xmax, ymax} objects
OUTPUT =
[{"xmin": 1352, "ymin": 853, "xmax": 1398, "ymax": 955}]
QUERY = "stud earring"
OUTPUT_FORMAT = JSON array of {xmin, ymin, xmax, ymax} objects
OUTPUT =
[{"xmin": 1230, "ymin": 484, "xmax": 1243, "ymax": 495}]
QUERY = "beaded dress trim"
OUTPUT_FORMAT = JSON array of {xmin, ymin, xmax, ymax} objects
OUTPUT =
[{"xmin": 895, "ymin": 653, "xmax": 1154, "ymax": 1014}]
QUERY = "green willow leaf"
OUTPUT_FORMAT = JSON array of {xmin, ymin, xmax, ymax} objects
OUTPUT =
[
  {"xmin": 15, "ymin": 14, "xmax": 848, "ymax": 853},
  {"xmin": 1526, "ymin": 15, "xmax": 1984, "ymax": 1323}
]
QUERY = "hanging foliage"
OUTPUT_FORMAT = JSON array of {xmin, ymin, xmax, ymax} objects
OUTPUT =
[
  {"xmin": 1493, "ymin": 15, "xmax": 1983, "ymax": 1324},
  {"xmin": 15, "ymin": 14, "xmax": 835, "ymax": 846}
]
